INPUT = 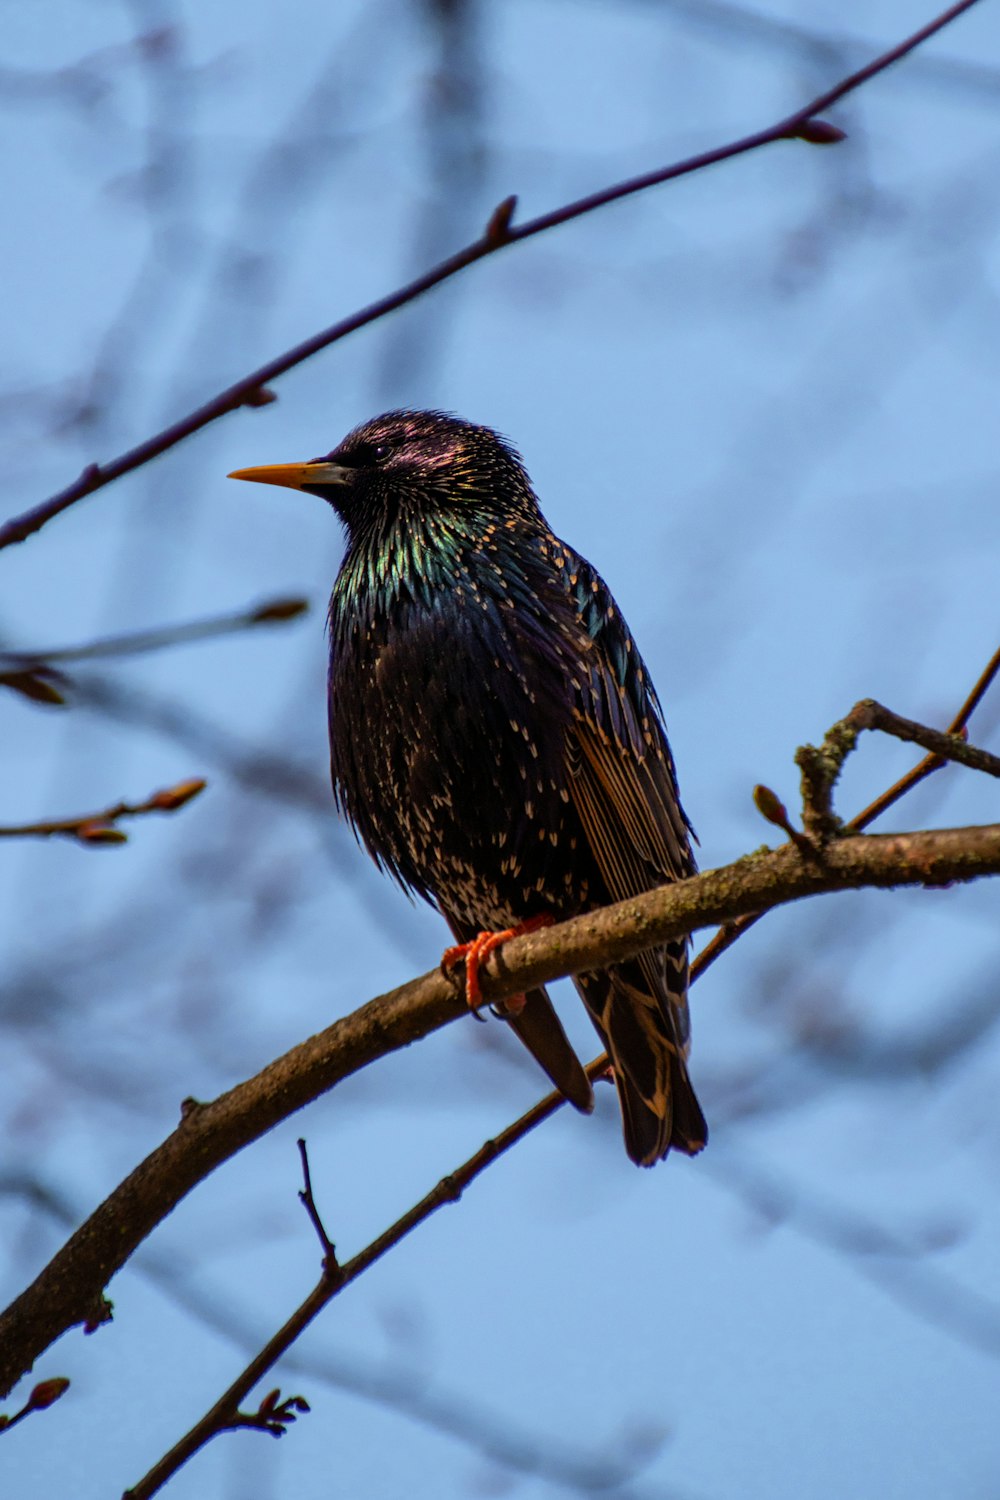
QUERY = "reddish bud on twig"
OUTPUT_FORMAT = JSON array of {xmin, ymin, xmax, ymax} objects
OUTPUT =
[
  {"xmin": 484, "ymin": 195, "xmax": 518, "ymax": 246},
  {"xmin": 0, "ymin": 1376, "xmax": 70, "ymax": 1433},
  {"xmin": 239, "ymin": 1387, "xmax": 311, "ymax": 1437},
  {"xmin": 788, "ymin": 117, "xmax": 847, "ymax": 146},
  {"xmin": 75, "ymin": 823, "xmax": 128, "ymax": 845},
  {"xmin": 250, "ymin": 597, "xmax": 309, "ymax": 624},
  {"xmin": 753, "ymin": 785, "xmax": 817, "ymax": 854},
  {"xmin": 0, "ymin": 669, "xmax": 67, "ymax": 706},
  {"xmin": 150, "ymin": 778, "xmax": 207, "ymax": 812},
  {"xmin": 753, "ymin": 784, "xmax": 791, "ymax": 831},
  {"xmin": 242, "ymin": 386, "xmax": 278, "ymax": 408},
  {"xmin": 27, "ymin": 1378, "xmax": 70, "ymax": 1412}
]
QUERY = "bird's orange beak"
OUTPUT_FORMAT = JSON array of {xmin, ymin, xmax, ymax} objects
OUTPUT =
[{"xmin": 227, "ymin": 461, "xmax": 352, "ymax": 491}]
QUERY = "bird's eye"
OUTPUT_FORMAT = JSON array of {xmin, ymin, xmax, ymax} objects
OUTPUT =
[
  {"xmin": 337, "ymin": 440, "xmax": 393, "ymax": 467},
  {"xmin": 322, "ymin": 436, "xmax": 398, "ymax": 469}
]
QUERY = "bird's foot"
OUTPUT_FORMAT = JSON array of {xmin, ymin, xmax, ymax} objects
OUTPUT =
[{"xmin": 442, "ymin": 915, "xmax": 554, "ymax": 1016}]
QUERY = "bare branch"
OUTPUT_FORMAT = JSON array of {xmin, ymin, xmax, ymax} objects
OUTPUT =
[
  {"xmin": 295, "ymin": 1139, "xmax": 339, "ymax": 1268},
  {"xmin": 0, "ymin": 1169, "xmax": 666, "ymax": 1495},
  {"xmin": 0, "ymin": 0, "xmax": 980, "ymax": 552},
  {"xmin": 797, "ymin": 699, "xmax": 1000, "ymax": 843},
  {"xmin": 123, "ymin": 1055, "xmax": 609, "ymax": 1500},
  {"xmin": 0, "ymin": 596, "xmax": 308, "ymax": 670},
  {"xmin": 696, "ymin": 642, "xmax": 1000, "ymax": 977},
  {"xmin": 0, "ymin": 1378, "xmax": 71, "ymax": 1437},
  {"xmin": 4, "ymin": 817, "xmax": 1000, "ymax": 1399},
  {"xmin": 0, "ymin": 778, "xmax": 206, "ymax": 845},
  {"xmin": 850, "ymin": 644, "xmax": 1000, "ymax": 831}
]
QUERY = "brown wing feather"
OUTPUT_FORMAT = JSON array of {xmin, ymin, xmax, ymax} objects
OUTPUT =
[
  {"xmin": 570, "ymin": 719, "xmax": 693, "ymax": 1012},
  {"xmin": 558, "ymin": 581, "xmax": 706, "ymax": 1162}
]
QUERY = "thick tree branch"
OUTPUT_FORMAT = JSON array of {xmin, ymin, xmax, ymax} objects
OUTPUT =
[
  {"xmin": 0, "ymin": 0, "xmax": 980, "ymax": 552},
  {"xmin": 3, "ymin": 819, "xmax": 1000, "ymax": 1398}
]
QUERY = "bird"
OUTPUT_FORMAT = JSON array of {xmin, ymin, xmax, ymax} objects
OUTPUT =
[{"xmin": 229, "ymin": 409, "xmax": 707, "ymax": 1165}]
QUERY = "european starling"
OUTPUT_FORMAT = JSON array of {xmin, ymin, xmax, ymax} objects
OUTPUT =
[{"xmin": 230, "ymin": 410, "xmax": 707, "ymax": 1165}]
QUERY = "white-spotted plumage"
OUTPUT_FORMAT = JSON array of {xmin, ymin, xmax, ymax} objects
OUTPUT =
[{"xmin": 310, "ymin": 410, "xmax": 708, "ymax": 1164}]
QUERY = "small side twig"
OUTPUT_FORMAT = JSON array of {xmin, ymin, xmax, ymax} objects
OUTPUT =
[
  {"xmin": 796, "ymin": 697, "xmax": 1000, "ymax": 846},
  {"xmin": 753, "ymin": 784, "xmax": 817, "ymax": 855},
  {"xmin": 0, "ymin": 596, "xmax": 308, "ymax": 672},
  {"xmin": 0, "ymin": 1378, "xmax": 70, "ymax": 1436},
  {"xmin": 850, "ymin": 643, "xmax": 1000, "ymax": 833},
  {"xmin": 296, "ymin": 1139, "xmax": 340, "ymax": 1271},
  {"xmin": 696, "ymin": 640, "xmax": 1000, "ymax": 976},
  {"xmin": 795, "ymin": 723, "xmax": 855, "ymax": 845},
  {"xmin": 226, "ymin": 1388, "xmax": 310, "ymax": 1440},
  {"xmin": 0, "ymin": 778, "xmax": 206, "ymax": 845},
  {"xmin": 0, "ymin": 666, "xmax": 69, "ymax": 708},
  {"xmin": 125, "ymin": 1062, "xmax": 609, "ymax": 1499},
  {"xmin": 846, "ymin": 698, "xmax": 1000, "ymax": 780}
]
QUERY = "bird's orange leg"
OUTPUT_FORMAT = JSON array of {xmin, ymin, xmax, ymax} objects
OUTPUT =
[{"xmin": 442, "ymin": 914, "xmax": 555, "ymax": 1016}]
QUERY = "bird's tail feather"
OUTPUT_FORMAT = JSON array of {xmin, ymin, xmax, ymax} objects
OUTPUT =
[
  {"xmin": 443, "ymin": 911, "xmax": 595, "ymax": 1113},
  {"xmin": 575, "ymin": 957, "xmax": 707, "ymax": 1166},
  {"xmin": 503, "ymin": 987, "xmax": 595, "ymax": 1113}
]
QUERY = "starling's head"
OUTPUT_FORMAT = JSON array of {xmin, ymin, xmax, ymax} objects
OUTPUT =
[{"xmin": 228, "ymin": 409, "xmax": 536, "ymax": 539}]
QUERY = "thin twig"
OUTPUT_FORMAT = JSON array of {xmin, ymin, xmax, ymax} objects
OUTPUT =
[
  {"xmin": 0, "ymin": 1170, "xmax": 663, "ymax": 1495},
  {"xmin": 694, "ymin": 641, "xmax": 1000, "ymax": 977},
  {"xmin": 0, "ymin": 597, "xmax": 308, "ymax": 670},
  {"xmin": 0, "ymin": 779, "xmax": 206, "ymax": 845},
  {"xmin": 124, "ymin": 1059, "xmax": 610, "ymax": 1499},
  {"xmin": 296, "ymin": 1140, "xmax": 339, "ymax": 1267},
  {"xmin": 850, "ymin": 644, "xmax": 1000, "ymax": 832},
  {"xmin": 0, "ymin": 1378, "xmax": 71, "ymax": 1436},
  {"xmin": 849, "ymin": 699, "xmax": 1000, "ymax": 775},
  {"xmin": 0, "ymin": 0, "xmax": 980, "ymax": 552},
  {"xmin": 797, "ymin": 698, "xmax": 1000, "ymax": 843}
]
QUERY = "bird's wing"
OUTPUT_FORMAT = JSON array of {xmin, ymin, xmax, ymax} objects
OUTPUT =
[
  {"xmin": 555, "ymin": 546, "xmax": 695, "ymax": 934},
  {"xmin": 549, "ymin": 544, "xmax": 706, "ymax": 1162}
]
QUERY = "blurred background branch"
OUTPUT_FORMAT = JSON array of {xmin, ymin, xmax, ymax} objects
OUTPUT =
[
  {"xmin": 0, "ymin": 777, "xmax": 205, "ymax": 845},
  {"xmin": 0, "ymin": 0, "xmax": 977, "ymax": 552}
]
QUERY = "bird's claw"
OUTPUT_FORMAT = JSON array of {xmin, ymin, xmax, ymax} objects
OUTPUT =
[{"xmin": 441, "ymin": 915, "xmax": 554, "ymax": 1016}]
